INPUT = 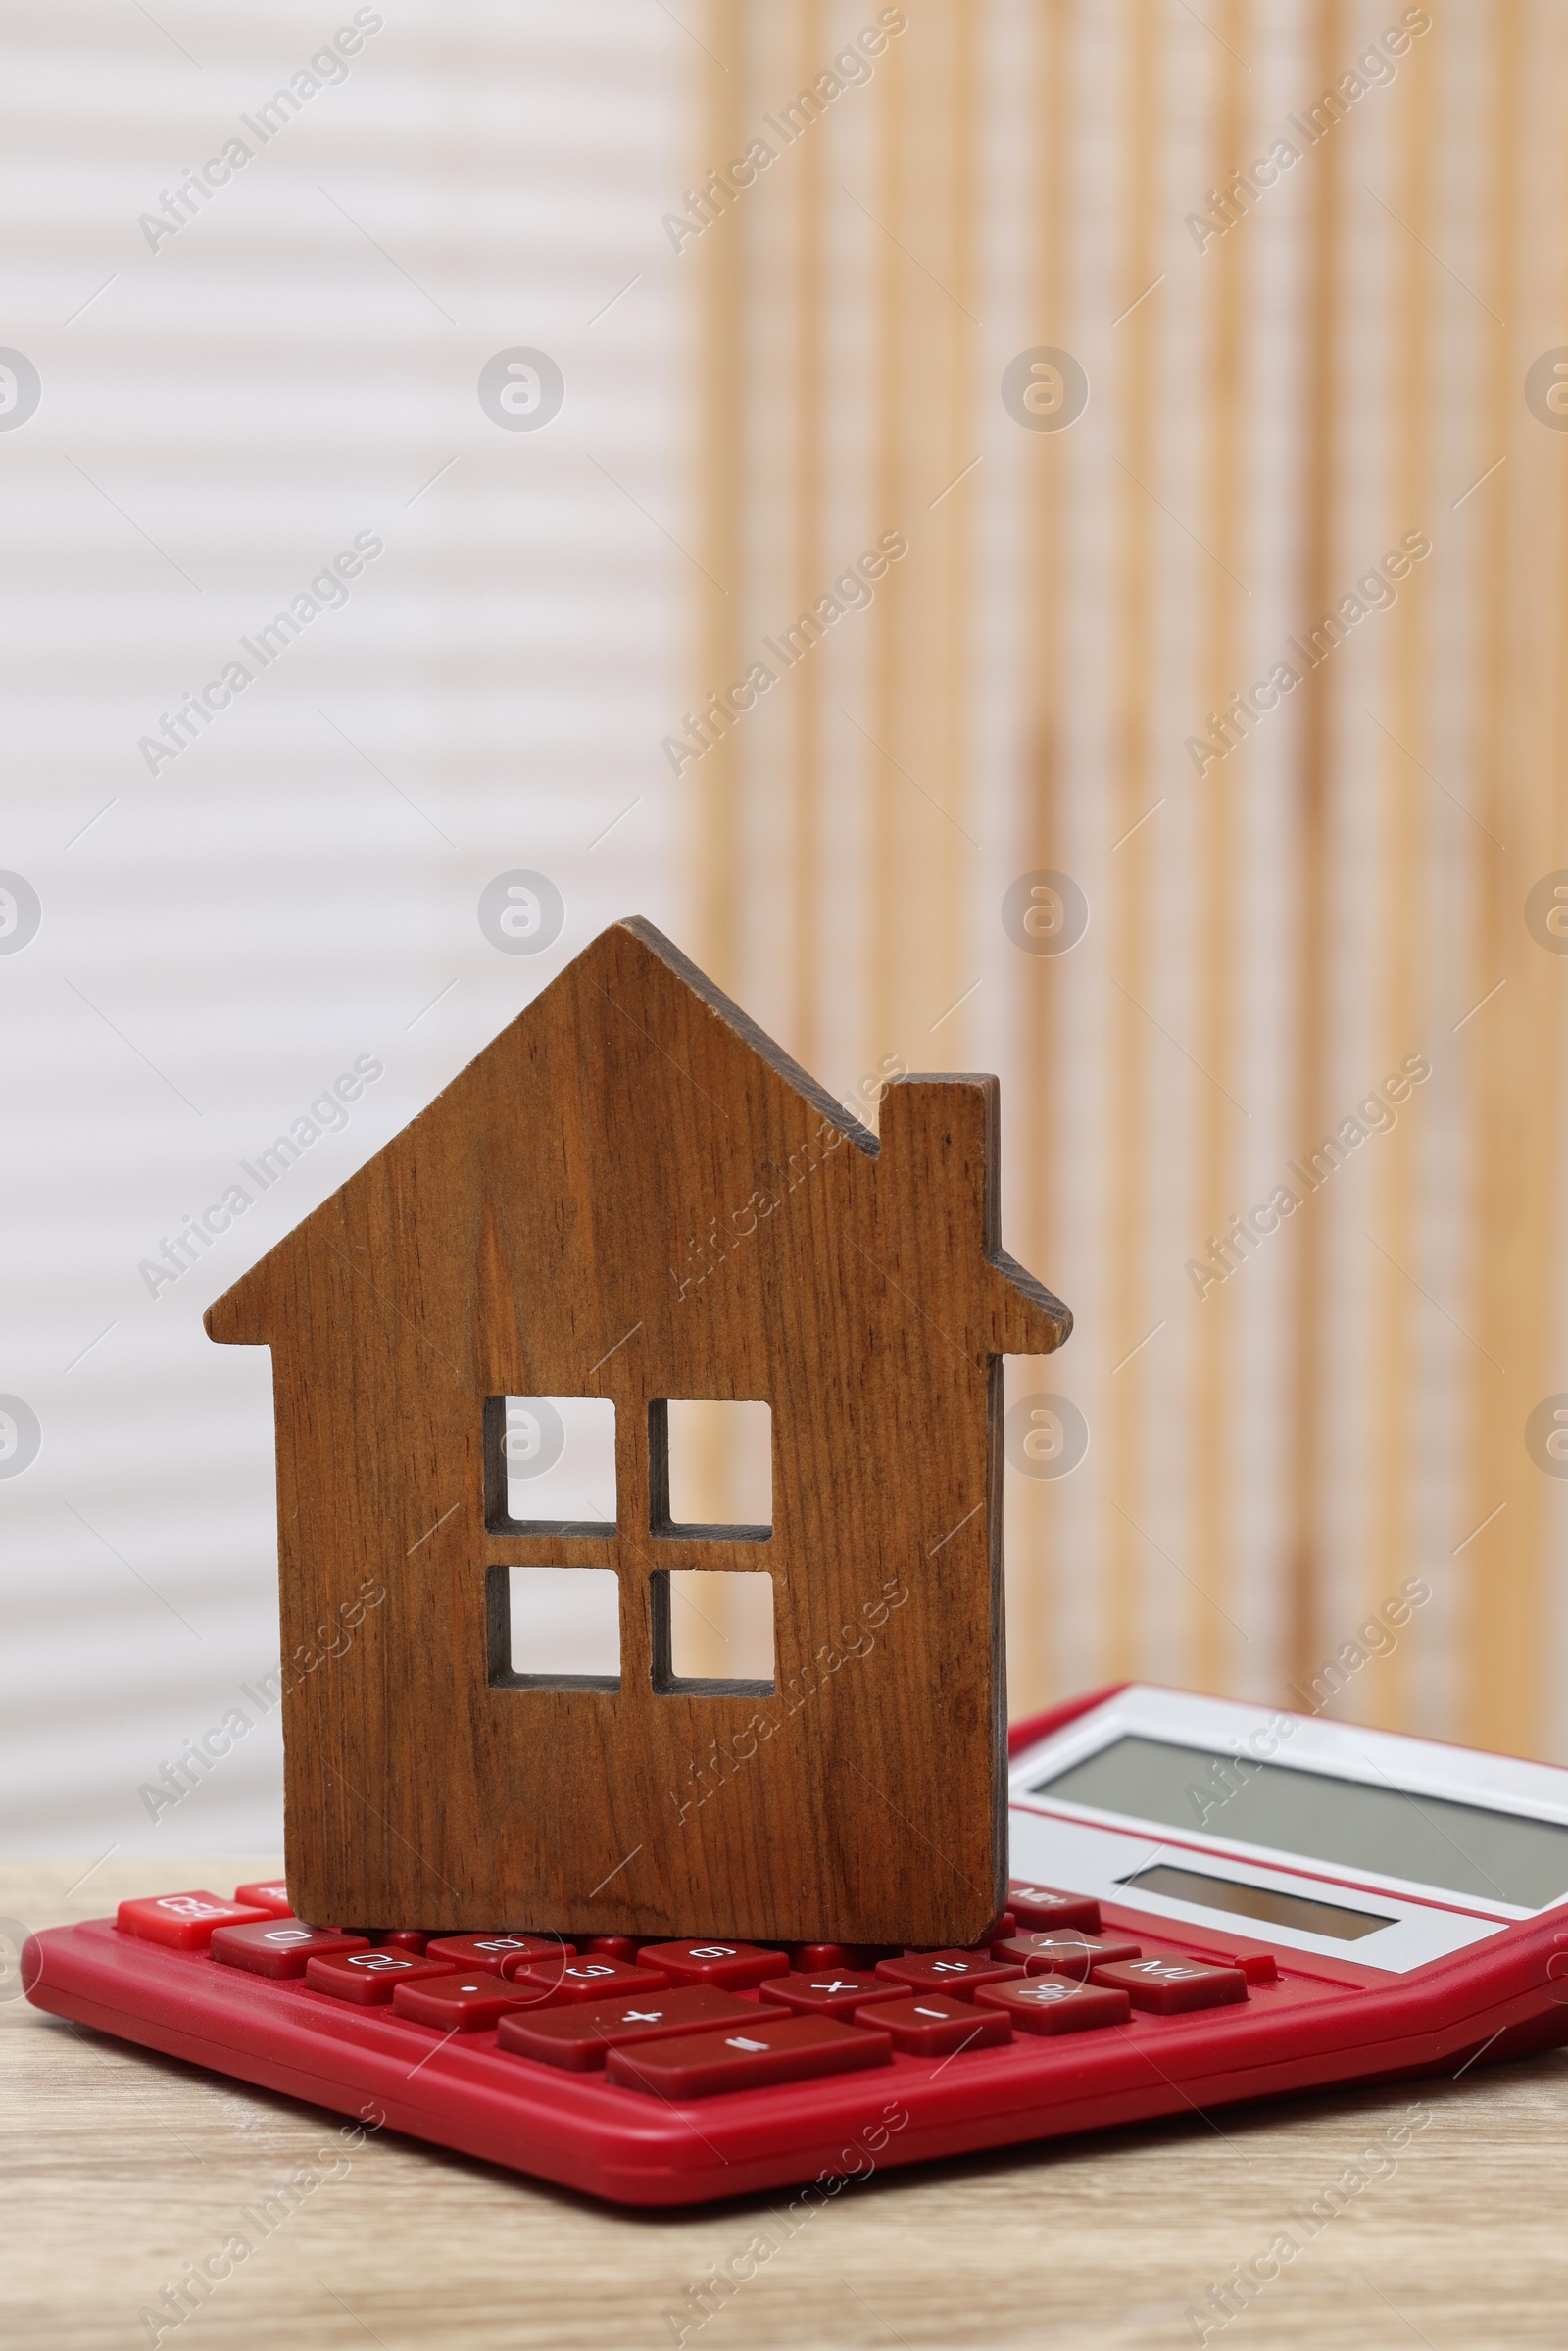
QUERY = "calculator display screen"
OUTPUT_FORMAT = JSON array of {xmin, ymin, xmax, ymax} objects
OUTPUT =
[
  {"xmin": 1030, "ymin": 1733, "xmax": 1568, "ymax": 1909},
  {"xmin": 1117, "ymin": 1862, "xmax": 1395, "ymax": 1940}
]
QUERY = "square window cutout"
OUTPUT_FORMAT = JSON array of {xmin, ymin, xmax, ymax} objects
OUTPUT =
[
  {"xmin": 653, "ymin": 1399, "xmax": 772, "ymax": 1537},
  {"xmin": 487, "ymin": 1565, "xmax": 620, "ymax": 1690},
  {"xmin": 654, "ymin": 1570, "xmax": 775, "ymax": 1694},
  {"xmin": 484, "ymin": 1396, "xmax": 616, "ymax": 1535}
]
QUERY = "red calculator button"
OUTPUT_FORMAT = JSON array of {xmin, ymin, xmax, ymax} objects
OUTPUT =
[
  {"xmin": 1007, "ymin": 1884, "xmax": 1102, "ymax": 1933},
  {"xmin": 117, "ymin": 1893, "xmax": 271, "ymax": 1950},
  {"xmin": 382, "ymin": 1930, "xmax": 434, "ymax": 1952},
  {"xmin": 1186, "ymin": 1946, "xmax": 1278, "ymax": 1985},
  {"xmin": 1093, "ymin": 1957, "xmax": 1249, "ymax": 2014},
  {"xmin": 305, "ymin": 1951, "xmax": 456, "ymax": 2004},
  {"xmin": 973, "ymin": 1977, "xmax": 1131, "ymax": 2033},
  {"xmin": 789, "ymin": 1943, "xmax": 885, "ymax": 1972},
  {"xmin": 584, "ymin": 1935, "xmax": 641, "ymax": 1961},
  {"xmin": 231, "ymin": 1881, "xmax": 293, "ymax": 1919},
  {"xmin": 972, "ymin": 1911, "xmax": 1016, "ymax": 1948},
  {"xmin": 636, "ymin": 1940, "xmax": 790, "ymax": 1989},
  {"xmin": 874, "ymin": 1951, "xmax": 1024, "ymax": 2000},
  {"xmin": 498, "ymin": 1985, "xmax": 761, "ymax": 2071},
  {"xmin": 390, "ymin": 1975, "xmax": 538, "ymax": 2031},
  {"xmin": 210, "ymin": 1922, "xmax": 369, "ymax": 1978},
  {"xmin": 507, "ymin": 1955, "xmax": 669, "ymax": 2004},
  {"xmin": 425, "ymin": 1934, "xmax": 575, "ymax": 1975},
  {"xmin": 606, "ymin": 2013, "xmax": 891, "ymax": 2098},
  {"xmin": 758, "ymin": 1970, "xmax": 902, "ymax": 2022},
  {"xmin": 858, "ymin": 1993, "xmax": 1011, "ymax": 2057},
  {"xmin": 993, "ymin": 1933, "xmax": 1142, "ymax": 1978}
]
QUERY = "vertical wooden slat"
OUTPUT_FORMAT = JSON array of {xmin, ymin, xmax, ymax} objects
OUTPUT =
[
  {"xmin": 1284, "ymin": 0, "xmax": 1345, "ymax": 1698},
  {"xmin": 869, "ymin": 10, "xmax": 975, "ymax": 1055},
  {"xmin": 933, "ymin": 0, "xmax": 980, "ymax": 1066},
  {"xmin": 1103, "ymin": 0, "xmax": 1159, "ymax": 1681},
  {"xmin": 1189, "ymin": 0, "xmax": 1250, "ymax": 1696},
  {"xmin": 867, "ymin": 16, "xmax": 910, "ymax": 1069},
  {"xmin": 691, "ymin": 2, "xmax": 747, "ymax": 1001},
  {"xmin": 1009, "ymin": 0, "xmax": 1073, "ymax": 1719},
  {"xmin": 789, "ymin": 0, "xmax": 826, "ymax": 1078},
  {"xmin": 680, "ymin": 1, "xmax": 748, "ymax": 1638},
  {"xmin": 1465, "ymin": 0, "xmax": 1548, "ymax": 1753},
  {"xmin": 1364, "ymin": 8, "xmax": 1436, "ymax": 1729},
  {"xmin": 1546, "ymin": 1, "xmax": 1568, "ymax": 1761}
]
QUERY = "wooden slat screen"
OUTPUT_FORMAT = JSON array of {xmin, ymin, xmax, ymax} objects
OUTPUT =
[{"xmin": 676, "ymin": 0, "xmax": 1568, "ymax": 1757}]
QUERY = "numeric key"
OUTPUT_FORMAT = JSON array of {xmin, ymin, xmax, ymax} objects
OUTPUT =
[
  {"xmin": 210, "ymin": 1922, "xmax": 369, "ymax": 1979},
  {"xmin": 505, "ymin": 1955, "xmax": 669, "ymax": 2004},
  {"xmin": 426, "ymin": 1934, "xmax": 574, "ymax": 1975},
  {"xmin": 635, "ymin": 1941, "xmax": 790, "ymax": 1990},
  {"xmin": 306, "ymin": 1950, "xmax": 455, "ymax": 2005}
]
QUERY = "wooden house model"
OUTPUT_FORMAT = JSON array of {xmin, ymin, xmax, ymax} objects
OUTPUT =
[{"xmin": 205, "ymin": 917, "xmax": 1071, "ymax": 1946}]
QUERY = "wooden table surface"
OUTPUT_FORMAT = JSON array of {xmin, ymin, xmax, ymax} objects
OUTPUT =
[{"xmin": 4, "ymin": 1859, "xmax": 1566, "ymax": 2350}]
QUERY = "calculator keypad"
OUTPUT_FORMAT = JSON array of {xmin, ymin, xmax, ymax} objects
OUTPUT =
[{"xmin": 112, "ymin": 1872, "xmax": 1294, "ymax": 2110}]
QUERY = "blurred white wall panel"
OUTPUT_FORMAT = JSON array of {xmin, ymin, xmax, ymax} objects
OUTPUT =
[{"xmin": 0, "ymin": 2, "xmax": 690, "ymax": 1854}]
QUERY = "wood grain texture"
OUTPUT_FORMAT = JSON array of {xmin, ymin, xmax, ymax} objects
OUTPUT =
[
  {"xmin": 8, "ymin": 1859, "xmax": 1567, "ymax": 2351},
  {"xmin": 203, "ymin": 919, "xmax": 1070, "ymax": 1945}
]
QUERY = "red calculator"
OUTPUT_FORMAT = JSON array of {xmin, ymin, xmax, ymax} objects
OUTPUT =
[{"xmin": 24, "ymin": 1686, "xmax": 1568, "ymax": 2207}]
